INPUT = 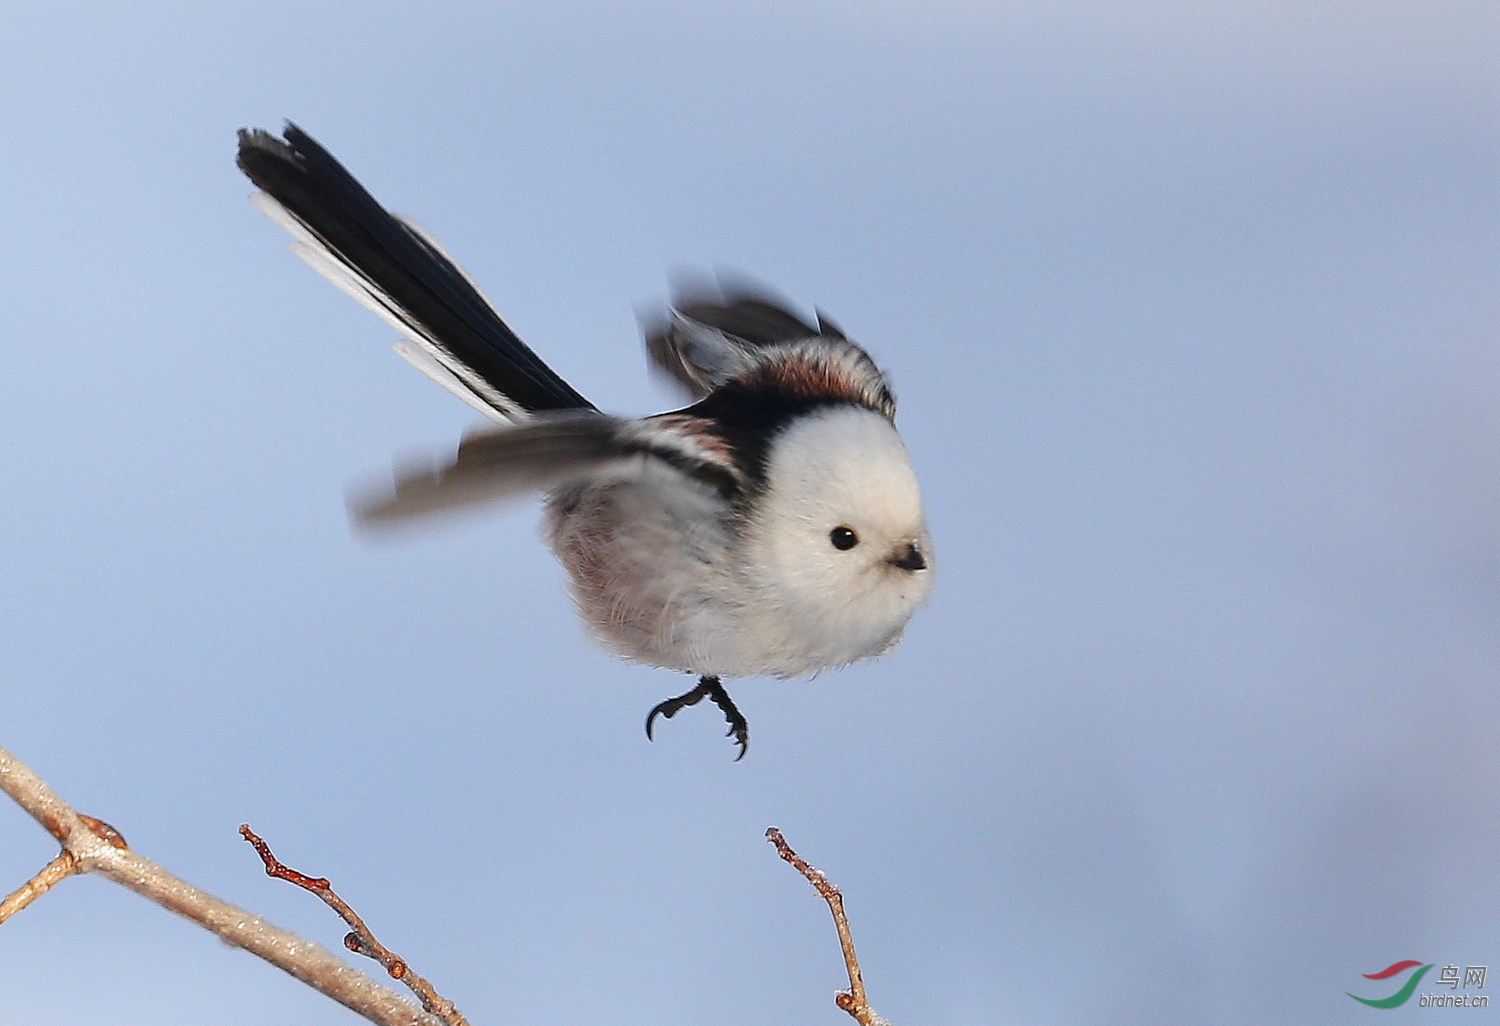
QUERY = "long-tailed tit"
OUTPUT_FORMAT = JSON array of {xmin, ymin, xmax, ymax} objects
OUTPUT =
[{"xmin": 236, "ymin": 124, "xmax": 933, "ymax": 757}]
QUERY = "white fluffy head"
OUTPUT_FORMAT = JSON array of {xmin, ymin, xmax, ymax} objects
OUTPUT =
[{"xmin": 742, "ymin": 405, "xmax": 933, "ymax": 675}]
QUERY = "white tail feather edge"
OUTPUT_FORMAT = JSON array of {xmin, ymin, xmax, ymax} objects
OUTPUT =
[
  {"xmin": 391, "ymin": 340, "xmax": 514, "ymax": 422},
  {"xmin": 251, "ymin": 190, "xmax": 524, "ymax": 423}
]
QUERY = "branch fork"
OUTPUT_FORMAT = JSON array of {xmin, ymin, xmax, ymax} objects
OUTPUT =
[
  {"xmin": 0, "ymin": 744, "xmax": 447, "ymax": 1026},
  {"xmin": 2, "ymin": 744, "xmax": 894, "ymax": 1026}
]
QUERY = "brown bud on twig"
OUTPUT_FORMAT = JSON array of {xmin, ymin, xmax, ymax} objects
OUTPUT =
[{"xmin": 0, "ymin": 744, "xmax": 443, "ymax": 1026}]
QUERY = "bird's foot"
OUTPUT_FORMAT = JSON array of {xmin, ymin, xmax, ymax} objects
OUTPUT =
[
  {"xmin": 645, "ymin": 675, "xmax": 749, "ymax": 760},
  {"xmin": 644, "ymin": 679, "xmax": 710, "ymax": 737}
]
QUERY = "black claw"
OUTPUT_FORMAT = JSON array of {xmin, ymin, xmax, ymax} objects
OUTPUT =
[
  {"xmin": 703, "ymin": 678, "xmax": 749, "ymax": 760},
  {"xmin": 643, "ymin": 675, "xmax": 750, "ymax": 759},
  {"xmin": 644, "ymin": 680, "xmax": 710, "ymax": 740}
]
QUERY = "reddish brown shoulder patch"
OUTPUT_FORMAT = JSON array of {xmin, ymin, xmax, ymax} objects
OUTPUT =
[{"xmin": 649, "ymin": 414, "xmax": 737, "ymax": 465}]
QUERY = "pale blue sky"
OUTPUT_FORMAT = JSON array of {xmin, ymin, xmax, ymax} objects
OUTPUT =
[{"xmin": 0, "ymin": 3, "xmax": 1495, "ymax": 1024}]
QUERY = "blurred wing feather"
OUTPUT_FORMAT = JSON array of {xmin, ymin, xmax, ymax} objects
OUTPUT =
[
  {"xmin": 644, "ymin": 284, "xmax": 846, "ymax": 399},
  {"xmin": 354, "ymin": 415, "xmax": 741, "ymax": 525}
]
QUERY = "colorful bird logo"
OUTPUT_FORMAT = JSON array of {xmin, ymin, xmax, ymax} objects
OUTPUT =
[{"xmin": 1347, "ymin": 960, "xmax": 1433, "ymax": 1008}]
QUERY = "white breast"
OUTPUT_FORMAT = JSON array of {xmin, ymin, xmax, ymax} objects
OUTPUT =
[{"xmin": 544, "ymin": 405, "xmax": 932, "ymax": 680}]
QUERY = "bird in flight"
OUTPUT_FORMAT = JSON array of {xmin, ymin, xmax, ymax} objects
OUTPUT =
[{"xmin": 237, "ymin": 124, "xmax": 933, "ymax": 758}]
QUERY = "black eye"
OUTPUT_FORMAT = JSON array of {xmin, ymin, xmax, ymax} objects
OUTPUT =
[{"xmin": 829, "ymin": 526, "xmax": 859, "ymax": 551}]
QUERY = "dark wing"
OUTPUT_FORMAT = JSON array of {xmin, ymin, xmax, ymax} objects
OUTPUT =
[
  {"xmin": 354, "ymin": 414, "xmax": 742, "ymax": 525},
  {"xmin": 237, "ymin": 123, "xmax": 592, "ymax": 421},
  {"xmin": 642, "ymin": 281, "xmax": 849, "ymax": 400}
]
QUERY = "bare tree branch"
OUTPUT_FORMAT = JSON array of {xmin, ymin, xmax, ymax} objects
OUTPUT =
[
  {"xmin": 0, "ymin": 744, "xmax": 444, "ymax": 1026},
  {"xmin": 766, "ymin": 827, "xmax": 890, "ymax": 1026},
  {"xmin": 3, "ymin": 743, "xmax": 904, "ymax": 1025},
  {"xmin": 241, "ymin": 823, "xmax": 471, "ymax": 1026},
  {"xmin": 0, "ymin": 850, "xmax": 78, "ymax": 924}
]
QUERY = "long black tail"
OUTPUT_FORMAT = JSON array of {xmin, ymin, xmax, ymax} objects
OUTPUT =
[{"xmin": 237, "ymin": 124, "xmax": 593, "ymax": 419}]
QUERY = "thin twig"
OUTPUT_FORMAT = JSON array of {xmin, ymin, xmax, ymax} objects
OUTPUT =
[
  {"xmin": 0, "ymin": 850, "xmax": 79, "ymax": 924},
  {"xmin": 241, "ymin": 824, "xmax": 471, "ymax": 1026},
  {"xmin": 0, "ymin": 744, "xmax": 443, "ymax": 1026},
  {"xmin": 766, "ymin": 827, "xmax": 888, "ymax": 1026}
]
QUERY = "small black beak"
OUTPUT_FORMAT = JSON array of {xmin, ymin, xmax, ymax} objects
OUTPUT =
[{"xmin": 888, "ymin": 541, "xmax": 927, "ymax": 572}]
